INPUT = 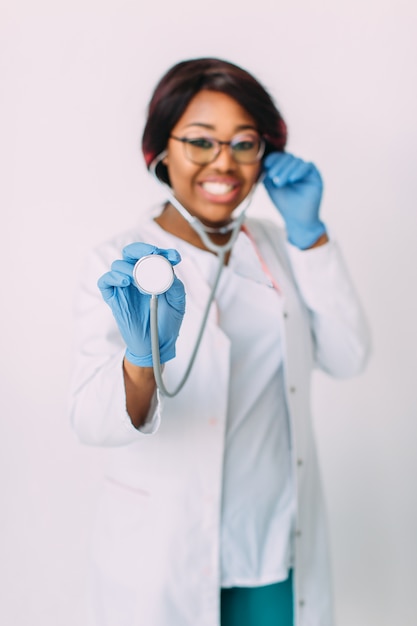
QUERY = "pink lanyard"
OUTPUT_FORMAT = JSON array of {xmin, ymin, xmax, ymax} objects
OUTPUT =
[{"xmin": 241, "ymin": 224, "xmax": 282, "ymax": 294}]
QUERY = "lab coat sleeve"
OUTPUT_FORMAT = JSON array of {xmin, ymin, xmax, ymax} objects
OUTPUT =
[
  {"xmin": 69, "ymin": 244, "xmax": 162, "ymax": 446},
  {"xmin": 286, "ymin": 239, "xmax": 371, "ymax": 378}
]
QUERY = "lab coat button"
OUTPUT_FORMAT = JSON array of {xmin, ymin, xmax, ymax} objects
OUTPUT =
[
  {"xmin": 290, "ymin": 386, "xmax": 296, "ymax": 393},
  {"xmin": 299, "ymin": 599, "xmax": 305, "ymax": 607},
  {"xmin": 296, "ymin": 530, "xmax": 302, "ymax": 537},
  {"xmin": 297, "ymin": 459, "xmax": 303, "ymax": 467},
  {"xmin": 283, "ymin": 311, "xmax": 288, "ymax": 319}
]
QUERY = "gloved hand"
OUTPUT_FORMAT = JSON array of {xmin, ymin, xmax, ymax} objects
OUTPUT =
[
  {"xmin": 263, "ymin": 152, "xmax": 327, "ymax": 249},
  {"xmin": 97, "ymin": 243, "xmax": 186, "ymax": 367}
]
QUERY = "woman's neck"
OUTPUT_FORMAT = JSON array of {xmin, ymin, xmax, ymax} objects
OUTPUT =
[{"xmin": 154, "ymin": 203, "xmax": 234, "ymax": 255}]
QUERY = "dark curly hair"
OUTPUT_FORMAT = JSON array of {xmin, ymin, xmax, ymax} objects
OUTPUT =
[{"xmin": 142, "ymin": 57, "xmax": 287, "ymax": 184}]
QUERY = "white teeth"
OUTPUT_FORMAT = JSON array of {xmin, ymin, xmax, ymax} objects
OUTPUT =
[{"xmin": 202, "ymin": 182, "xmax": 234, "ymax": 195}]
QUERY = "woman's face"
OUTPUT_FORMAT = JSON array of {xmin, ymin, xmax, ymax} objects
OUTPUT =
[{"xmin": 163, "ymin": 90, "xmax": 262, "ymax": 228}]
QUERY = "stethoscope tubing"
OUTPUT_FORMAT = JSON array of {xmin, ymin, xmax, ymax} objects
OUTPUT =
[
  {"xmin": 146, "ymin": 151, "xmax": 263, "ymax": 396},
  {"xmin": 150, "ymin": 248, "xmax": 226, "ymax": 397}
]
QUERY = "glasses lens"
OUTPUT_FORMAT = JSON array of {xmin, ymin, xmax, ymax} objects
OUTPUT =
[
  {"xmin": 231, "ymin": 135, "xmax": 264, "ymax": 163},
  {"xmin": 185, "ymin": 137, "xmax": 217, "ymax": 164}
]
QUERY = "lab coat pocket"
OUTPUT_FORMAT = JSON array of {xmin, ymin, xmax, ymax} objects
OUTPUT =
[{"xmin": 90, "ymin": 475, "xmax": 159, "ymax": 584}]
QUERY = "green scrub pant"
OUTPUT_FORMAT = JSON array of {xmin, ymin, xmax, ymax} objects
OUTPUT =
[{"xmin": 220, "ymin": 571, "xmax": 293, "ymax": 626}]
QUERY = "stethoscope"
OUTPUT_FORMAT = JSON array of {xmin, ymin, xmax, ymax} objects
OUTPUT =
[{"xmin": 133, "ymin": 151, "xmax": 263, "ymax": 397}]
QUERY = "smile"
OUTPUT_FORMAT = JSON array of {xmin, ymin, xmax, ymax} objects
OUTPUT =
[{"xmin": 201, "ymin": 181, "xmax": 237, "ymax": 196}]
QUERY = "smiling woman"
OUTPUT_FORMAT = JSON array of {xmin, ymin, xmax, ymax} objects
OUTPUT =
[
  {"xmin": 69, "ymin": 57, "xmax": 371, "ymax": 626},
  {"xmin": 157, "ymin": 90, "xmax": 262, "ymax": 235}
]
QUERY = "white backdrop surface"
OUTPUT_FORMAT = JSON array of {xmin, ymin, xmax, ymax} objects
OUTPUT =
[{"xmin": 1, "ymin": 1, "xmax": 416, "ymax": 624}]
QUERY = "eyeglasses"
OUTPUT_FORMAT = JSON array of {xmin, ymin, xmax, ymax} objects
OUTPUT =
[{"xmin": 169, "ymin": 133, "xmax": 265, "ymax": 165}]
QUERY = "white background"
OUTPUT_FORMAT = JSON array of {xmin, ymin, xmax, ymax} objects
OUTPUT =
[{"xmin": 1, "ymin": 1, "xmax": 416, "ymax": 624}]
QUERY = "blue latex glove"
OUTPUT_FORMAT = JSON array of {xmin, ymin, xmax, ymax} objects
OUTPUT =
[
  {"xmin": 263, "ymin": 152, "xmax": 326, "ymax": 249},
  {"xmin": 97, "ymin": 243, "xmax": 186, "ymax": 367}
]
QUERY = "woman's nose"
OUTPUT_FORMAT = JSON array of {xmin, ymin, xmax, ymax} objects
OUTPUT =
[{"xmin": 211, "ymin": 143, "xmax": 236, "ymax": 170}]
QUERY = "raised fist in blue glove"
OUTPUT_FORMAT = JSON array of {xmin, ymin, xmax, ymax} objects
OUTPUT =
[
  {"xmin": 97, "ymin": 243, "xmax": 186, "ymax": 367},
  {"xmin": 263, "ymin": 152, "xmax": 327, "ymax": 249}
]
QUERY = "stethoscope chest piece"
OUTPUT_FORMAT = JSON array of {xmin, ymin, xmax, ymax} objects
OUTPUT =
[{"xmin": 133, "ymin": 254, "xmax": 174, "ymax": 296}]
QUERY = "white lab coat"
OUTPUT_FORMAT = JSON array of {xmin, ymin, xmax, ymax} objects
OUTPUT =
[{"xmin": 70, "ymin": 216, "xmax": 370, "ymax": 626}]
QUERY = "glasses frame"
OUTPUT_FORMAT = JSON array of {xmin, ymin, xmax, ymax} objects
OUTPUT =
[{"xmin": 169, "ymin": 133, "xmax": 265, "ymax": 165}]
